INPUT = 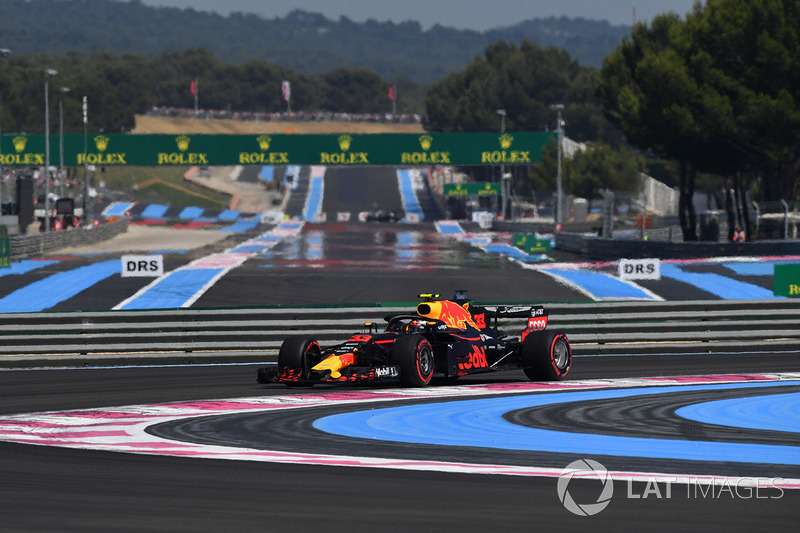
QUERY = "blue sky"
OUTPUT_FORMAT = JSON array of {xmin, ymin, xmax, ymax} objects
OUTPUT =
[{"xmin": 136, "ymin": 0, "xmax": 700, "ymax": 30}]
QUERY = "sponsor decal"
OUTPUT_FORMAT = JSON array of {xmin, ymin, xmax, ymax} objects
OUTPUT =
[
  {"xmin": 458, "ymin": 345, "xmax": 488, "ymax": 370},
  {"xmin": 401, "ymin": 134, "xmax": 452, "ymax": 164},
  {"xmin": 375, "ymin": 367, "xmax": 399, "ymax": 378},
  {"xmin": 157, "ymin": 135, "xmax": 209, "ymax": 165},
  {"xmin": 319, "ymin": 134, "xmax": 369, "ymax": 165},
  {"xmin": 77, "ymin": 135, "xmax": 127, "ymax": 165},
  {"xmin": 0, "ymin": 135, "xmax": 44, "ymax": 166},
  {"xmin": 238, "ymin": 134, "xmax": 290, "ymax": 164},
  {"xmin": 480, "ymin": 134, "xmax": 531, "ymax": 164}
]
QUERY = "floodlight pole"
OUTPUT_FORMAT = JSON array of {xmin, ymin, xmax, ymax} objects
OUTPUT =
[
  {"xmin": 82, "ymin": 96, "xmax": 88, "ymax": 227},
  {"xmin": 549, "ymin": 104, "xmax": 564, "ymax": 227},
  {"xmin": 496, "ymin": 109, "xmax": 506, "ymax": 218},
  {"xmin": 58, "ymin": 86, "xmax": 70, "ymax": 198},
  {"xmin": 44, "ymin": 69, "xmax": 58, "ymax": 232},
  {"xmin": 0, "ymin": 49, "xmax": 10, "ymax": 214}
]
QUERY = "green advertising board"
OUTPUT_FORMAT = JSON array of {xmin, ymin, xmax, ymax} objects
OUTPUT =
[
  {"xmin": 0, "ymin": 131, "xmax": 555, "ymax": 167},
  {"xmin": 774, "ymin": 263, "xmax": 800, "ymax": 297},
  {"xmin": 513, "ymin": 233, "xmax": 552, "ymax": 254},
  {"xmin": 443, "ymin": 182, "xmax": 502, "ymax": 196}
]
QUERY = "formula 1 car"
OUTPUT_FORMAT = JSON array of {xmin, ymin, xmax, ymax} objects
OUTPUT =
[{"xmin": 257, "ymin": 294, "xmax": 571, "ymax": 387}]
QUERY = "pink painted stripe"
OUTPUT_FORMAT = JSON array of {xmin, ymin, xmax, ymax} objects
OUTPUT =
[{"xmin": 186, "ymin": 253, "xmax": 252, "ymax": 269}]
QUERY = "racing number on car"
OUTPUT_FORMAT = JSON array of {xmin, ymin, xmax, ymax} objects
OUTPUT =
[
  {"xmin": 474, "ymin": 313, "xmax": 486, "ymax": 329},
  {"xmin": 459, "ymin": 345, "xmax": 488, "ymax": 370}
]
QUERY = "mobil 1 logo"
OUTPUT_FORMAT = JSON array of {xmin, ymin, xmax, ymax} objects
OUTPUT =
[
  {"xmin": 618, "ymin": 258, "xmax": 661, "ymax": 280},
  {"xmin": 121, "ymin": 255, "xmax": 164, "ymax": 277}
]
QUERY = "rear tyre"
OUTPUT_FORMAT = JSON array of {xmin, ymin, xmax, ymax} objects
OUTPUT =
[
  {"xmin": 521, "ymin": 330, "xmax": 571, "ymax": 381},
  {"xmin": 392, "ymin": 335, "xmax": 434, "ymax": 387},
  {"xmin": 278, "ymin": 336, "xmax": 320, "ymax": 387}
]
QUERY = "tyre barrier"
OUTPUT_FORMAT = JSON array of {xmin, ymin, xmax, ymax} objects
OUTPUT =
[
  {"xmin": 8, "ymin": 218, "xmax": 129, "ymax": 260},
  {"xmin": 0, "ymin": 299, "xmax": 798, "ymax": 366}
]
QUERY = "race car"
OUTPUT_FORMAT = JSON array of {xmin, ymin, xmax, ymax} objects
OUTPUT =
[{"xmin": 256, "ymin": 293, "xmax": 571, "ymax": 387}]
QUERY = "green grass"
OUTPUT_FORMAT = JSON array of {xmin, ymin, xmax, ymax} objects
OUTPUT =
[{"xmin": 98, "ymin": 166, "xmax": 230, "ymax": 209}]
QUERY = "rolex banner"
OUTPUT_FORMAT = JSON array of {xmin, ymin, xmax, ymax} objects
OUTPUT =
[{"xmin": 0, "ymin": 131, "xmax": 554, "ymax": 167}]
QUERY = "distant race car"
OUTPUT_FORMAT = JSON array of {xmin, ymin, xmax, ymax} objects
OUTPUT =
[
  {"xmin": 257, "ymin": 293, "xmax": 571, "ymax": 387},
  {"xmin": 359, "ymin": 209, "xmax": 399, "ymax": 223}
]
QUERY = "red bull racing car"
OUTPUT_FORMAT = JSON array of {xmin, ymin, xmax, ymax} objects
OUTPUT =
[{"xmin": 257, "ymin": 294, "xmax": 571, "ymax": 387}]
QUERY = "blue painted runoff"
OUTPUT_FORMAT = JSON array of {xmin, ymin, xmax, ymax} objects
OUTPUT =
[
  {"xmin": 303, "ymin": 176, "xmax": 324, "ymax": 221},
  {"xmin": 259, "ymin": 166, "xmax": 275, "ymax": 181},
  {"xmin": 661, "ymin": 263, "xmax": 781, "ymax": 299},
  {"xmin": 676, "ymin": 392, "xmax": 800, "ymax": 434},
  {"xmin": 395, "ymin": 231, "xmax": 420, "ymax": 262},
  {"xmin": 544, "ymin": 267, "xmax": 656, "ymax": 300},
  {"xmin": 0, "ymin": 259, "xmax": 59, "ymax": 278},
  {"xmin": 397, "ymin": 170, "xmax": 423, "ymax": 220},
  {"xmin": 437, "ymin": 223, "xmax": 464, "ymax": 235},
  {"xmin": 217, "ymin": 210, "xmax": 240, "ymax": 221},
  {"xmin": 232, "ymin": 245, "xmax": 269, "ymax": 253},
  {"xmin": 178, "ymin": 206, "xmax": 205, "ymax": 219},
  {"xmin": 117, "ymin": 268, "xmax": 221, "ymax": 310},
  {"xmin": 222, "ymin": 219, "xmax": 259, "ymax": 233},
  {"xmin": 314, "ymin": 381, "xmax": 800, "ymax": 465},
  {"xmin": 483, "ymin": 243, "xmax": 546, "ymax": 262},
  {"xmin": 140, "ymin": 204, "xmax": 168, "ymax": 219},
  {"xmin": 284, "ymin": 165, "xmax": 301, "ymax": 190},
  {"xmin": 102, "ymin": 202, "xmax": 132, "ymax": 217},
  {"xmin": 0, "ymin": 260, "xmax": 119, "ymax": 312},
  {"xmin": 723, "ymin": 261, "xmax": 795, "ymax": 277}
]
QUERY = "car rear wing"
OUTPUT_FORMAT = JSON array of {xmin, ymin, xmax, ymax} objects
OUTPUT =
[{"xmin": 478, "ymin": 305, "xmax": 548, "ymax": 319}]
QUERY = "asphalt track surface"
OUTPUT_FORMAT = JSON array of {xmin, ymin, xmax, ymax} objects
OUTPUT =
[
  {"xmin": 2, "ymin": 168, "xmax": 799, "ymax": 531},
  {"xmin": 1, "ymin": 354, "xmax": 798, "ymax": 532}
]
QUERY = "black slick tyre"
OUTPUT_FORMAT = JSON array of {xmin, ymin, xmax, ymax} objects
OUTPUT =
[
  {"xmin": 521, "ymin": 330, "xmax": 571, "ymax": 381},
  {"xmin": 278, "ymin": 336, "xmax": 320, "ymax": 386},
  {"xmin": 392, "ymin": 335, "xmax": 434, "ymax": 387}
]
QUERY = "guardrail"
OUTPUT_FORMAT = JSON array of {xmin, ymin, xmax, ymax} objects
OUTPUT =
[
  {"xmin": 0, "ymin": 299, "xmax": 797, "ymax": 366},
  {"xmin": 554, "ymin": 231, "xmax": 800, "ymax": 260}
]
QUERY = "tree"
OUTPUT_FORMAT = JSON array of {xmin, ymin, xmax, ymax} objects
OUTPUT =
[
  {"xmin": 424, "ymin": 40, "xmax": 615, "ymax": 142},
  {"xmin": 321, "ymin": 68, "xmax": 390, "ymax": 114},
  {"xmin": 0, "ymin": 49, "xmax": 401, "ymax": 133},
  {"xmin": 530, "ymin": 140, "xmax": 645, "ymax": 209},
  {"xmin": 597, "ymin": 0, "xmax": 800, "ymax": 240}
]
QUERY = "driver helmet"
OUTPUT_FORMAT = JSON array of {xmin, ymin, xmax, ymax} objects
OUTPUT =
[{"xmin": 403, "ymin": 320, "xmax": 421, "ymax": 333}]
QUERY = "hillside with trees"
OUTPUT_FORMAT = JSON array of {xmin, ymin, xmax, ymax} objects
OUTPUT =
[
  {"xmin": 1, "ymin": 0, "xmax": 796, "ymax": 228},
  {"xmin": 0, "ymin": 0, "xmax": 629, "ymax": 82}
]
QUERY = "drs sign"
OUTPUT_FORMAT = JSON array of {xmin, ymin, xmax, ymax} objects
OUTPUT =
[
  {"xmin": 121, "ymin": 255, "xmax": 164, "ymax": 278},
  {"xmin": 618, "ymin": 258, "xmax": 661, "ymax": 280}
]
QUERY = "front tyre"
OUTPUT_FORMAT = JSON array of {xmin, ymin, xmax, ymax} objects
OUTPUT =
[
  {"xmin": 521, "ymin": 330, "xmax": 571, "ymax": 381},
  {"xmin": 392, "ymin": 335, "xmax": 434, "ymax": 387},
  {"xmin": 278, "ymin": 336, "xmax": 320, "ymax": 386}
]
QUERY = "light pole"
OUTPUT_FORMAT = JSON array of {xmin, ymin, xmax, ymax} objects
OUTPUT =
[
  {"xmin": 496, "ymin": 109, "xmax": 507, "ymax": 218},
  {"xmin": 43, "ymin": 68, "xmax": 57, "ymax": 232},
  {"xmin": 549, "ymin": 104, "xmax": 564, "ymax": 228},
  {"xmin": 82, "ymin": 95, "xmax": 88, "ymax": 226},
  {"xmin": 58, "ymin": 86, "xmax": 70, "ymax": 198},
  {"xmin": 0, "ymin": 48, "xmax": 10, "ymax": 215}
]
